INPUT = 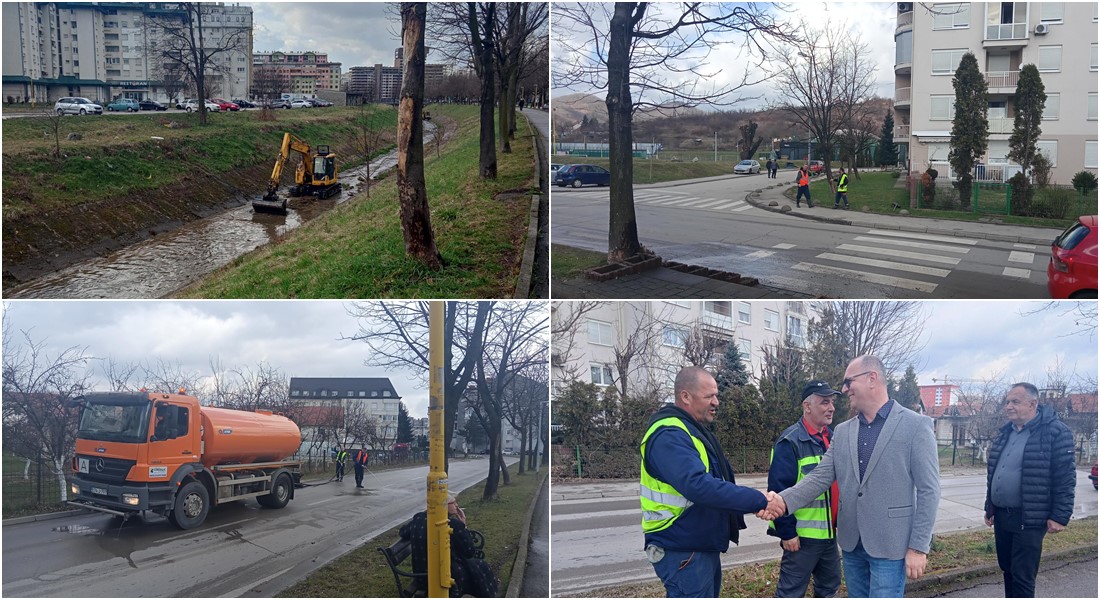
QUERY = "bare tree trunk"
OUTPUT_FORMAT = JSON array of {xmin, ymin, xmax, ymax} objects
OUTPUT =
[
  {"xmin": 397, "ymin": 3, "xmax": 443, "ymax": 269},
  {"xmin": 470, "ymin": 4, "xmax": 497, "ymax": 178},
  {"xmin": 497, "ymin": 87, "xmax": 512, "ymax": 153},
  {"xmin": 606, "ymin": 4, "xmax": 642, "ymax": 262}
]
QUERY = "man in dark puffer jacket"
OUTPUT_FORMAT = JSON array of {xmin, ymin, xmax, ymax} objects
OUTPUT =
[{"xmin": 983, "ymin": 382, "xmax": 1076, "ymax": 598}]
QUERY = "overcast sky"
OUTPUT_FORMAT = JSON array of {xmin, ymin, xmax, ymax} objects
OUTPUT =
[
  {"xmin": 244, "ymin": 2, "xmax": 444, "ymax": 70},
  {"xmin": 551, "ymin": 2, "xmax": 899, "ymax": 106}
]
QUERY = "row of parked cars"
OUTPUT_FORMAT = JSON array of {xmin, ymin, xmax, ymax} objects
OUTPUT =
[{"xmin": 53, "ymin": 96, "xmax": 332, "ymax": 115}]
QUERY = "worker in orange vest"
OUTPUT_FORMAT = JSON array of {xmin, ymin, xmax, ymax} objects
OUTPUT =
[
  {"xmin": 795, "ymin": 166, "xmax": 814, "ymax": 208},
  {"xmin": 354, "ymin": 447, "xmax": 370, "ymax": 488}
]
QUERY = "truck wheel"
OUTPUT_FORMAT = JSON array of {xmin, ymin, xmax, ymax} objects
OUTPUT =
[
  {"xmin": 258, "ymin": 473, "xmax": 292, "ymax": 509},
  {"xmin": 169, "ymin": 480, "xmax": 210, "ymax": 529}
]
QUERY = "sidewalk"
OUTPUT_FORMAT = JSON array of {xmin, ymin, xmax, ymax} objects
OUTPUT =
[{"xmin": 553, "ymin": 177, "xmax": 1065, "ymax": 298}]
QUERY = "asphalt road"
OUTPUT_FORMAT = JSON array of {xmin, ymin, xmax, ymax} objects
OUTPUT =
[
  {"xmin": 549, "ymin": 468, "xmax": 1098, "ymax": 596},
  {"xmin": 2, "ymin": 458, "xmax": 513, "ymax": 598},
  {"xmin": 551, "ymin": 176, "xmax": 1051, "ymax": 299}
]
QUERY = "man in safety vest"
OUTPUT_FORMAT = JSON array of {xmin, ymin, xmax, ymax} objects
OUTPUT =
[
  {"xmin": 333, "ymin": 446, "xmax": 348, "ymax": 482},
  {"xmin": 354, "ymin": 447, "xmax": 370, "ymax": 488},
  {"xmin": 795, "ymin": 166, "xmax": 814, "ymax": 208},
  {"xmin": 768, "ymin": 381, "xmax": 843, "ymax": 598},
  {"xmin": 640, "ymin": 366, "xmax": 783, "ymax": 597},
  {"xmin": 833, "ymin": 168, "xmax": 850, "ymax": 209}
]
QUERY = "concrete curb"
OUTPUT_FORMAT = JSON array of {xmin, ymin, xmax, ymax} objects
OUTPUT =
[
  {"xmin": 506, "ymin": 470, "xmax": 548, "ymax": 598},
  {"xmin": 905, "ymin": 544, "xmax": 1096, "ymax": 595},
  {"xmin": 3, "ymin": 508, "xmax": 84, "ymax": 527},
  {"xmin": 514, "ymin": 195, "xmax": 540, "ymax": 300},
  {"xmin": 743, "ymin": 185, "xmax": 1058, "ymax": 245}
]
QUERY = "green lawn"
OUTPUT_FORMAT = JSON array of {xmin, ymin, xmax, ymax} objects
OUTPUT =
[
  {"xmin": 179, "ymin": 104, "xmax": 536, "ymax": 298},
  {"xmin": 551, "ymin": 244, "xmax": 607, "ymax": 279},
  {"xmin": 279, "ymin": 465, "xmax": 544, "ymax": 597},
  {"xmin": 2, "ymin": 452, "xmax": 68, "ymax": 518}
]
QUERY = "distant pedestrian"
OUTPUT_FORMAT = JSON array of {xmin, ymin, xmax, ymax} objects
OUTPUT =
[
  {"xmin": 795, "ymin": 166, "xmax": 813, "ymax": 208},
  {"xmin": 765, "ymin": 159, "xmax": 774, "ymax": 178},
  {"xmin": 770, "ymin": 160, "xmax": 779, "ymax": 179},
  {"xmin": 984, "ymin": 382, "xmax": 1075, "ymax": 598},
  {"xmin": 354, "ymin": 447, "xmax": 370, "ymax": 488},
  {"xmin": 833, "ymin": 168, "xmax": 850, "ymax": 209},
  {"xmin": 333, "ymin": 446, "xmax": 348, "ymax": 482},
  {"xmin": 518, "ymin": 98, "xmax": 525, "ymax": 110}
]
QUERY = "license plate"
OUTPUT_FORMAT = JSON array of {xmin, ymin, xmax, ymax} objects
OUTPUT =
[{"xmin": 91, "ymin": 487, "xmax": 108, "ymax": 496}]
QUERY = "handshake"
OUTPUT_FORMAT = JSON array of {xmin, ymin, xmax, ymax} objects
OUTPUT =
[{"xmin": 755, "ymin": 491, "xmax": 786, "ymax": 521}]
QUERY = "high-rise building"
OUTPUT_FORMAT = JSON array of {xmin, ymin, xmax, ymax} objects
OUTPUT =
[
  {"xmin": 893, "ymin": 2, "xmax": 1098, "ymax": 183},
  {"xmin": 2, "ymin": 2, "xmax": 253, "ymax": 104},
  {"xmin": 252, "ymin": 51, "xmax": 341, "ymax": 97}
]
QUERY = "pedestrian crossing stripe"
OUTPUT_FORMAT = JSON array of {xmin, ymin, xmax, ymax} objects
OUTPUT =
[
  {"xmin": 834, "ymin": 244, "xmax": 962, "ymax": 265},
  {"xmin": 816, "ymin": 253, "xmax": 952, "ymax": 278},
  {"xmin": 792, "ymin": 262, "xmax": 939, "ymax": 293},
  {"xmin": 865, "ymin": 229, "xmax": 979, "ymax": 245},
  {"xmin": 1003, "ymin": 267, "xmax": 1032, "ymax": 279},
  {"xmin": 852, "ymin": 236, "xmax": 971, "ymax": 254},
  {"xmin": 1007, "ymin": 251, "xmax": 1036, "ymax": 264}
]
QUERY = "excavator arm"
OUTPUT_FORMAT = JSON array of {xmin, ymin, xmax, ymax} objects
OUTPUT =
[{"xmin": 264, "ymin": 133, "xmax": 315, "ymax": 201}]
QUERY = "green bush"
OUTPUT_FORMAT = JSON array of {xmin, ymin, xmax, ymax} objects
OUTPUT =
[
  {"xmin": 1009, "ymin": 171, "xmax": 1034, "ymax": 216},
  {"xmin": 1072, "ymin": 170, "xmax": 1098, "ymax": 195},
  {"xmin": 1032, "ymin": 154, "xmax": 1052, "ymax": 188},
  {"xmin": 1031, "ymin": 187, "xmax": 1075, "ymax": 219}
]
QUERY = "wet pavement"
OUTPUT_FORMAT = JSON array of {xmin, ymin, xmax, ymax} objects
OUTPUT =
[{"xmin": 5, "ymin": 127, "xmax": 427, "ymax": 299}]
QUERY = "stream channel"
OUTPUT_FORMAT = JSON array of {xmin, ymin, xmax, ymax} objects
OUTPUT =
[{"xmin": 6, "ymin": 127, "xmax": 427, "ymax": 299}]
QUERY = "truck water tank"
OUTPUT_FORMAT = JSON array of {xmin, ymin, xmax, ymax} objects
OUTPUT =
[{"xmin": 200, "ymin": 407, "xmax": 301, "ymax": 466}]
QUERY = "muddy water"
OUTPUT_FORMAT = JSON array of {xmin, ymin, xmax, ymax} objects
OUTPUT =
[{"xmin": 6, "ymin": 142, "xmax": 408, "ymax": 299}]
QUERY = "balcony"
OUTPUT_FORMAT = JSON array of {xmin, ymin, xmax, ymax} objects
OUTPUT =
[
  {"xmin": 894, "ymin": 124, "xmax": 911, "ymax": 142},
  {"xmin": 985, "ymin": 71, "xmax": 1019, "ymax": 94},
  {"xmin": 701, "ymin": 312, "xmax": 734, "ymax": 332},
  {"xmin": 895, "ymin": 86, "xmax": 911, "ymax": 108},
  {"xmin": 896, "ymin": 10, "xmax": 913, "ymax": 31},
  {"xmin": 988, "ymin": 116, "xmax": 1014, "ymax": 134},
  {"xmin": 983, "ymin": 23, "xmax": 1029, "ymax": 49}
]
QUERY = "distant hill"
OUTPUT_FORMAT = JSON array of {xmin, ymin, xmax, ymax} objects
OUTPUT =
[{"xmin": 552, "ymin": 94, "xmax": 893, "ymax": 152}]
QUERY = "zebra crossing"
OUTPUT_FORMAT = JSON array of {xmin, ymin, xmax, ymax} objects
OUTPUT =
[
  {"xmin": 586, "ymin": 188, "xmax": 754, "ymax": 213},
  {"xmin": 778, "ymin": 229, "xmax": 1040, "ymax": 295}
]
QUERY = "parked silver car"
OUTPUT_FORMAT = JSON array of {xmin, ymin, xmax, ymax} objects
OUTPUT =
[
  {"xmin": 733, "ymin": 159, "xmax": 761, "ymax": 174},
  {"xmin": 54, "ymin": 97, "xmax": 103, "ymax": 115}
]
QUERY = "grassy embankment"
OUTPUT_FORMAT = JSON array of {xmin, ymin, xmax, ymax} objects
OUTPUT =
[
  {"xmin": 1, "ymin": 106, "xmax": 398, "ymax": 220},
  {"xmin": 180, "ymin": 104, "xmax": 536, "ymax": 298},
  {"xmin": 278, "ymin": 465, "xmax": 544, "ymax": 597},
  {"xmin": 570, "ymin": 515, "xmax": 1097, "ymax": 597}
]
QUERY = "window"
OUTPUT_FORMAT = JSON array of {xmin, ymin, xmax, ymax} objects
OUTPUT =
[
  {"xmin": 1043, "ymin": 93, "xmax": 1059, "ymax": 120},
  {"xmin": 764, "ymin": 310, "xmax": 779, "ymax": 332},
  {"xmin": 153, "ymin": 404, "xmax": 189, "ymax": 441},
  {"xmin": 359, "ymin": 391, "xmax": 366, "ymax": 397},
  {"xmin": 371, "ymin": 391, "xmax": 378, "ymax": 397},
  {"xmin": 932, "ymin": 3, "xmax": 970, "ymax": 29},
  {"xmin": 931, "ymin": 49, "xmax": 967, "ymax": 74},
  {"xmin": 1037, "ymin": 46, "xmax": 1061, "ymax": 72},
  {"xmin": 1086, "ymin": 141, "xmax": 1097, "ymax": 169},
  {"xmin": 787, "ymin": 316, "xmax": 805, "ymax": 346},
  {"xmin": 291, "ymin": 390, "xmax": 300, "ymax": 396},
  {"xmin": 382, "ymin": 390, "xmax": 391, "ymax": 397},
  {"xmin": 737, "ymin": 302, "xmax": 751, "ymax": 324},
  {"xmin": 590, "ymin": 364, "xmax": 614, "ymax": 386},
  {"xmin": 986, "ymin": 2, "xmax": 1028, "ymax": 39},
  {"xmin": 1036, "ymin": 140, "xmax": 1057, "ymax": 166},
  {"xmin": 930, "ymin": 95, "xmax": 955, "ymax": 120},
  {"xmin": 1091, "ymin": 44, "xmax": 1098, "ymax": 71},
  {"xmin": 587, "ymin": 320, "xmax": 614, "ymax": 346},
  {"xmin": 737, "ymin": 338, "xmax": 752, "ymax": 360},
  {"xmin": 895, "ymin": 30, "xmax": 913, "ymax": 65},
  {"xmin": 935, "ymin": 388, "xmax": 943, "ymax": 407},
  {"xmin": 1039, "ymin": 2, "xmax": 1063, "ymax": 23},
  {"xmin": 1089, "ymin": 93, "xmax": 1097, "ymax": 121},
  {"xmin": 662, "ymin": 326, "xmax": 687, "ymax": 348}
]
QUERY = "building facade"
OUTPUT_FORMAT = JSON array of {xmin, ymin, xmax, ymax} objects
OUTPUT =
[
  {"xmin": 3, "ymin": 2, "xmax": 253, "ymax": 104},
  {"xmin": 288, "ymin": 377, "xmax": 403, "ymax": 457},
  {"xmin": 894, "ymin": 2, "xmax": 1098, "ymax": 183},
  {"xmin": 252, "ymin": 50, "xmax": 341, "ymax": 97},
  {"xmin": 345, "ymin": 47, "xmax": 449, "ymax": 104},
  {"xmin": 552, "ymin": 301, "xmax": 818, "ymax": 403}
]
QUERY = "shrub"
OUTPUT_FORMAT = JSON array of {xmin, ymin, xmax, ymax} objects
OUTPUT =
[
  {"xmin": 1032, "ymin": 187, "xmax": 1075, "ymax": 219},
  {"xmin": 891, "ymin": 170, "xmax": 901, "ymax": 179},
  {"xmin": 1072, "ymin": 170, "xmax": 1098, "ymax": 195},
  {"xmin": 1032, "ymin": 153, "xmax": 1052, "ymax": 188},
  {"xmin": 920, "ymin": 168, "xmax": 937, "ymax": 206},
  {"xmin": 1009, "ymin": 171, "xmax": 1034, "ymax": 216}
]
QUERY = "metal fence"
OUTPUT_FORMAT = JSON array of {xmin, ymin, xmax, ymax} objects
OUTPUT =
[
  {"xmin": 916, "ymin": 179, "xmax": 1096, "ymax": 220},
  {"xmin": 2, "ymin": 451, "xmax": 72, "ymax": 518}
]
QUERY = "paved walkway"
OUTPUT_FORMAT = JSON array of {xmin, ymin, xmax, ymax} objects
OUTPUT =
[{"xmin": 553, "ymin": 176, "xmax": 1065, "ymax": 298}]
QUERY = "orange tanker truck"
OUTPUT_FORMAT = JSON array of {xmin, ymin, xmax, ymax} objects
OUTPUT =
[{"xmin": 67, "ymin": 391, "xmax": 302, "ymax": 529}]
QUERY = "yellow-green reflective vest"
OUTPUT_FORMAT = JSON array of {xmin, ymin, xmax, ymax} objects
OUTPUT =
[
  {"xmin": 639, "ymin": 417, "xmax": 709, "ymax": 534},
  {"xmin": 769, "ymin": 448, "xmax": 834, "ymax": 540},
  {"xmin": 837, "ymin": 173, "xmax": 849, "ymax": 193}
]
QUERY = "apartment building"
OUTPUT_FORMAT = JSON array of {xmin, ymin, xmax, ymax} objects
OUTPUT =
[
  {"xmin": 252, "ymin": 50, "xmax": 341, "ymax": 96},
  {"xmin": 552, "ymin": 301, "xmax": 818, "ymax": 402},
  {"xmin": 2, "ymin": 2, "xmax": 253, "ymax": 104},
  {"xmin": 893, "ymin": 2, "xmax": 1098, "ymax": 183},
  {"xmin": 346, "ymin": 47, "xmax": 448, "ymax": 104}
]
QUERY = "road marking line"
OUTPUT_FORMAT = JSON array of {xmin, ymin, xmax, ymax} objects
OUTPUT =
[
  {"xmin": 658, "ymin": 198, "xmax": 701, "ymax": 206},
  {"xmin": 678, "ymin": 199, "xmax": 714, "ymax": 207},
  {"xmin": 692, "ymin": 199, "xmax": 732, "ymax": 209},
  {"xmin": 744, "ymin": 250, "xmax": 775, "ymax": 259},
  {"xmin": 792, "ymin": 262, "xmax": 938, "ymax": 293},
  {"xmin": 1008, "ymin": 251, "xmax": 1035, "ymax": 264},
  {"xmin": 816, "ymin": 253, "xmax": 951, "ymax": 277},
  {"xmin": 773, "ymin": 243, "xmax": 796, "ymax": 250},
  {"xmin": 1002, "ymin": 267, "xmax": 1033, "ymax": 279},
  {"xmin": 640, "ymin": 196, "xmax": 682, "ymax": 204},
  {"xmin": 308, "ymin": 496, "xmax": 341, "ymax": 507},
  {"xmin": 852, "ymin": 236, "xmax": 971, "ymax": 254},
  {"xmin": 710, "ymin": 201, "xmax": 745, "ymax": 210},
  {"xmin": 866, "ymin": 229, "xmax": 979, "ymax": 245},
  {"xmin": 731, "ymin": 204, "xmax": 753, "ymax": 211},
  {"xmin": 1013, "ymin": 243, "xmax": 1037, "ymax": 249},
  {"xmin": 835, "ymin": 244, "xmax": 962, "ymax": 265}
]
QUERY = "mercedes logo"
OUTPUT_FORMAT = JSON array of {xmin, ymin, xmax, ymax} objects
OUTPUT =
[{"xmin": 95, "ymin": 459, "xmax": 105, "ymax": 472}]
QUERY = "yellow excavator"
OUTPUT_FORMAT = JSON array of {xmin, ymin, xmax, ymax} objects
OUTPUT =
[{"xmin": 253, "ymin": 132, "xmax": 342, "ymax": 214}]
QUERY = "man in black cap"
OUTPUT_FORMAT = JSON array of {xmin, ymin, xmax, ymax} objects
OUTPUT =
[{"xmin": 766, "ymin": 380, "xmax": 842, "ymax": 597}]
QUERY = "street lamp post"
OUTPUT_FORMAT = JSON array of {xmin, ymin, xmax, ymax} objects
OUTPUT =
[{"xmin": 713, "ymin": 131, "xmax": 718, "ymax": 163}]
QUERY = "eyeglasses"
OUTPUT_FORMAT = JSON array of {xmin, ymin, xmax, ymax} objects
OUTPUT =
[{"xmin": 841, "ymin": 371, "xmax": 873, "ymax": 389}]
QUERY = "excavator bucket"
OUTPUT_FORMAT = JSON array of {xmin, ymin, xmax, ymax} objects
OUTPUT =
[{"xmin": 252, "ymin": 192, "xmax": 288, "ymax": 215}]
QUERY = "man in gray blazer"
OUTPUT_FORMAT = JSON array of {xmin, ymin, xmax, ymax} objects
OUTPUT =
[{"xmin": 767, "ymin": 355, "xmax": 941, "ymax": 597}]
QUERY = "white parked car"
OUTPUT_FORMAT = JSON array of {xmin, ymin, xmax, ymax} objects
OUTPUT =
[
  {"xmin": 54, "ymin": 97, "xmax": 103, "ymax": 115},
  {"xmin": 734, "ymin": 159, "xmax": 762, "ymax": 174},
  {"xmin": 290, "ymin": 99, "xmax": 312, "ymax": 109},
  {"xmin": 182, "ymin": 99, "xmax": 220, "ymax": 112}
]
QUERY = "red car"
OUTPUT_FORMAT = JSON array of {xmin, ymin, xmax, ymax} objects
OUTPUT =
[
  {"xmin": 1090, "ymin": 463, "xmax": 1097, "ymax": 490},
  {"xmin": 209, "ymin": 98, "xmax": 239, "ymax": 112},
  {"xmin": 807, "ymin": 160, "xmax": 825, "ymax": 175},
  {"xmin": 1047, "ymin": 215, "xmax": 1097, "ymax": 299}
]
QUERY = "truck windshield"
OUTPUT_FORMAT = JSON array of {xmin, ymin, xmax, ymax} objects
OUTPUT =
[{"xmin": 78, "ymin": 401, "xmax": 152, "ymax": 443}]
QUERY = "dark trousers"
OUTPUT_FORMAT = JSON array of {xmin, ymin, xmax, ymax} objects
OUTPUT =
[
  {"xmin": 771, "ymin": 168, "xmax": 778, "ymax": 178},
  {"xmin": 335, "ymin": 461, "xmax": 344, "ymax": 481},
  {"xmin": 354, "ymin": 464, "xmax": 365, "ymax": 486},
  {"xmin": 776, "ymin": 537, "xmax": 842, "ymax": 597},
  {"xmin": 993, "ymin": 506, "xmax": 1047, "ymax": 597},
  {"xmin": 796, "ymin": 185, "xmax": 813, "ymax": 206},
  {"xmin": 834, "ymin": 191, "xmax": 848, "ymax": 207}
]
